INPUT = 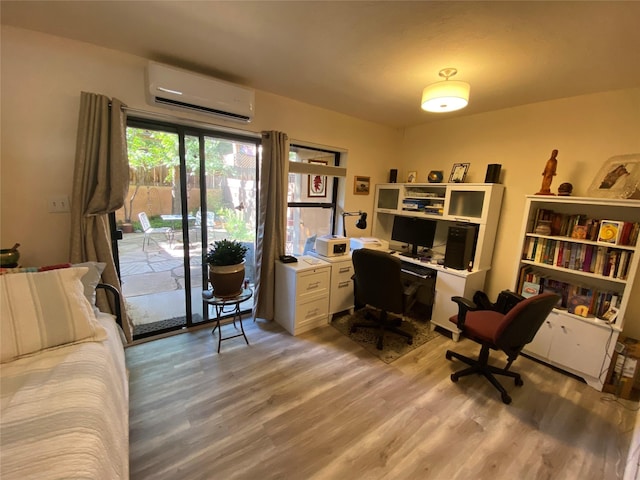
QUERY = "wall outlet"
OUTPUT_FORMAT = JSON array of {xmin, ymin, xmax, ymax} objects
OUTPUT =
[{"xmin": 48, "ymin": 196, "xmax": 70, "ymax": 213}]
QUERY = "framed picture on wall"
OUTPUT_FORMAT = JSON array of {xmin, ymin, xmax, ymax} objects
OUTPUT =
[
  {"xmin": 354, "ymin": 176, "xmax": 370, "ymax": 195},
  {"xmin": 449, "ymin": 163, "xmax": 469, "ymax": 183},
  {"xmin": 308, "ymin": 159, "xmax": 328, "ymax": 198},
  {"xmin": 587, "ymin": 154, "xmax": 640, "ymax": 199},
  {"xmin": 407, "ymin": 171, "xmax": 417, "ymax": 183}
]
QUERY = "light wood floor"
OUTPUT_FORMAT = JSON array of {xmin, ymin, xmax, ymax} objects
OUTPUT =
[{"xmin": 126, "ymin": 318, "xmax": 638, "ymax": 480}]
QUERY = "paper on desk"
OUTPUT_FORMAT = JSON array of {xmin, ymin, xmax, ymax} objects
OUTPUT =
[{"xmin": 302, "ymin": 256, "xmax": 321, "ymax": 265}]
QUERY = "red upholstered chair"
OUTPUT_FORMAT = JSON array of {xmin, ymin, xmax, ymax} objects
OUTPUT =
[{"xmin": 446, "ymin": 292, "xmax": 560, "ymax": 404}]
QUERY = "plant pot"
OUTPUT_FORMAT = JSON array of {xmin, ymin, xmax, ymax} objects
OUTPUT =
[
  {"xmin": 120, "ymin": 223, "xmax": 134, "ymax": 234},
  {"xmin": 208, "ymin": 261, "xmax": 245, "ymax": 298}
]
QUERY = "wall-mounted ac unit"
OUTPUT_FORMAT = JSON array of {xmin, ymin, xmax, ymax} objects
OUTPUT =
[{"xmin": 146, "ymin": 62, "xmax": 255, "ymax": 123}]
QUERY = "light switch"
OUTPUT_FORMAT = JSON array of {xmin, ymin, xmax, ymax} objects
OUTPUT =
[{"xmin": 48, "ymin": 196, "xmax": 70, "ymax": 213}]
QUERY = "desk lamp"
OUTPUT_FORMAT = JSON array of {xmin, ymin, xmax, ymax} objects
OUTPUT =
[{"xmin": 342, "ymin": 211, "xmax": 367, "ymax": 237}]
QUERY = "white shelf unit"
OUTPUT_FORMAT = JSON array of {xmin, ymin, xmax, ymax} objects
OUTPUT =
[
  {"xmin": 512, "ymin": 195, "xmax": 640, "ymax": 390},
  {"xmin": 372, "ymin": 182, "xmax": 505, "ymax": 339}
]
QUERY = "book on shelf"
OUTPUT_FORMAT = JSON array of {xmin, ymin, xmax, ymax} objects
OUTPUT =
[
  {"xmin": 571, "ymin": 224, "xmax": 588, "ymax": 239},
  {"xmin": 540, "ymin": 278, "xmax": 566, "ymax": 308},
  {"xmin": 601, "ymin": 306, "xmax": 619, "ymax": 324},
  {"xmin": 567, "ymin": 291, "xmax": 593, "ymax": 317},
  {"xmin": 521, "ymin": 281, "xmax": 541, "ymax": 298}
]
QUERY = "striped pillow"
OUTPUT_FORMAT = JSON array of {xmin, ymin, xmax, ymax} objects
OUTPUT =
[{"xmin": 0, "ymin": 267, "xmax": 107, "ymax": 363}]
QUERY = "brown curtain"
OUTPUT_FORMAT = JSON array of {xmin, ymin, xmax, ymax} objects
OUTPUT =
[
  {"xmin": 253, "ymin": 131, "xmax": 289, "ymax": 321},
  {"xmin": 69, "ymin": 92, "xmax": 132, "ymax": 341}
]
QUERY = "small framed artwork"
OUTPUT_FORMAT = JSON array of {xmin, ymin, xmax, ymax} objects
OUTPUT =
[
  {"xmin": 597, "ymin": 220, "xmax": 623, "ymax": 244},
  {"xmin": 407, "ymin": 171, "xmax": 417, "ymax": 183},
  {"xmin": 354, "ymin": 176, "xmax": 370, "ymax": 195},
  {"xmin": 588, "ymin": 154, "xmax": 640, "ymax": 199},
  {"xmin": 449, "ymin": 163, "xmax": 469, "ymax": 183},
  {"xmin": 308, "ymin": 159, "xmax": 327, "ymax": 198}
]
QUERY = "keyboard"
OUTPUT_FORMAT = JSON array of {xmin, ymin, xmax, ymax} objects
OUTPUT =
[{"xmin": 400, "ymin": 260, "xmax": 435, "ymax": 279}]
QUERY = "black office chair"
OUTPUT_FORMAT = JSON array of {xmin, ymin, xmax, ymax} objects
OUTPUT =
[
  {"xmin": 350, "ymin": 248, "xmax": 418, "ymax": 350},
  {"xmin": 446, "ymin": 291, "xmax": 560, "ymax": 404}
]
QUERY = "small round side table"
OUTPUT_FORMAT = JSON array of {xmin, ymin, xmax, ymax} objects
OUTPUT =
[{"xmin": 202, "ymin": 287, "xmax": 253, "ymax": 353}]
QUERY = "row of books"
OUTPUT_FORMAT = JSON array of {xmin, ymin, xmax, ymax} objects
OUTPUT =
[
  {"xmin": 517, "ymin": 268, "xmax": 621, "ymax": 321},
  {"xmin": 532, "ymin": 208, "xmax": 639, "ymax": 246},
  {"xmin": 522, "ymin": 237, "xmax": 634, "ymax": 280}
]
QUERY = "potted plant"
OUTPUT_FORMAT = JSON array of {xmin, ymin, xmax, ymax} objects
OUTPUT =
[{"xmin": 205, "ymin": 239, "xmax": 248, "ymax": 297}]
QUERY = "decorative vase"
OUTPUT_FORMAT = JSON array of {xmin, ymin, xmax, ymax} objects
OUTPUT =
[
  {"xmin": 208, "ymin": 261, "xmax": 245, "ymax": 298},
  {"xmin": 427, "ymin": 170, "xmax": 444, "ymax": 183}
]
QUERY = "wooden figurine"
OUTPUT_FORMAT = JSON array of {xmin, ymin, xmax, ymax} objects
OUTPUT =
[{"xmin": 536, "ymin": 149, "xmax": 558, "ymax": 195}]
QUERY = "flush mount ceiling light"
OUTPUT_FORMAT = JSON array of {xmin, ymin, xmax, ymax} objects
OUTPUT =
[{"xmin": 421, "ymin": 68, "xmax": 470, "ymax": 113}]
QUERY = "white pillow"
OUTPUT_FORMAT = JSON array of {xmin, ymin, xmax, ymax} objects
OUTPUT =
[
  {"xmin": 73, "ymin": 261, "xmax": 106, "ymax": 309},
  {"xmin": 0, "ymin": 267, "xmax": 107, "ymax": 363}
]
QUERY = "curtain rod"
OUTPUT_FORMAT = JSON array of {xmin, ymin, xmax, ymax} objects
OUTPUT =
[
  {"xmin": 113, "ymin": 104, "xmax": 348, "ymax": 153},
  {"xmin": 120, "ymin": 105, "xmax": 262, "ymax": 139}
]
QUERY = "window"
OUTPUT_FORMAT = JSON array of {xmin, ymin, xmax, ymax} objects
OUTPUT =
[{"xmin": 286, "ymin": 145, "xmax": 341, "ymax": 255}]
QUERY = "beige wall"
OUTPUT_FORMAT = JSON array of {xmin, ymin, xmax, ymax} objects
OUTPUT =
[
  {"xmin": 2, "ymin": 25, "xmax": 640, "ymax": 337},
  {"xmin": 401, "ymin": 88, "xmax": 640, "ymax": 337},
  {"xmin": 1, "ymin": 26, "xmax": 399, "ymax": 266}
]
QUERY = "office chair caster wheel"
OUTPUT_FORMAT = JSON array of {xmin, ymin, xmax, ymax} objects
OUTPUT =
[
  {"xmin": 445, "ymin": 350, "xmax": 453, "ymax": 360},
  {"xmin": 501, "ymin": 393, "xmax": 512, "ymax": 404},
  {"xmin": 450, "ymin": 373, "xmax": 459, "ymax": 383},
  {"xmin": 376, "ymin": 338, "xmax": 384, "ymax": 350},
  {"xmin": 407, "ymin": 339, "xmax": 413, "ymax": 345},
  {"xmin": 514, "ymin": 377, "xmax": 524, "ymax": 387}
]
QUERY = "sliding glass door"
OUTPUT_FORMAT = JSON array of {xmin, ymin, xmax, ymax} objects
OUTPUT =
[{"xmin": 113, "ymin": 119, "xmax": 258, "ymax": 339}]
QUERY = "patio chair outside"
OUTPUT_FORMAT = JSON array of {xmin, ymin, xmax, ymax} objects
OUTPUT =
[{"xmin": 138, "ymin": 212, "xmax": 173, "ymax": 251}]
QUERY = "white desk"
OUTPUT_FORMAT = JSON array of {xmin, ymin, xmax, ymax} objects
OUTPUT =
[{"xmin": 389, "ymin": 251, "xmax": 487, "ymax": 341}]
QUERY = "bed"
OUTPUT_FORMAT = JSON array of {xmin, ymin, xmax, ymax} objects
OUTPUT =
[{"xmin": 0, "ymin": 264, "xmax": 129, "ymax": 479}]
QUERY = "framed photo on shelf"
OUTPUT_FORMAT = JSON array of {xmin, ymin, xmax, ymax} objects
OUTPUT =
[
  {"xmin": 449, "ymin": 163, "xmax": 469, "ymax": 183},
  {"xmin": 307, "ymin": 159, "xmax": 327, "ymax": 198},
  {"xmin": 353, "ymin": 176, "xmax": 370, "ymax": 195},
  {"xmin": 407, "ymin": 171, "xmax": 417, "ymax": 183},
  {"xmin": 597, "ymin": 220, "xmax": 623, "ymax": 244}
]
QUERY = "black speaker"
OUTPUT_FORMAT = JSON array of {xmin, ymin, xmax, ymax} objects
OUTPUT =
[
  {"xmin": 485, "ymin": 164, "xmax": 502, "ymax": 183},
  {"xmin": 389, "ymin": 169, "xmax": 398, "ymax": 183},
  {"xmin": 444, "ymin": 225, "xmax": 477, "ymax": 270}
]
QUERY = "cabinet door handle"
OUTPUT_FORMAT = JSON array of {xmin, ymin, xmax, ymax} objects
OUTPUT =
[
  {"xmin": 339, "ymin": 267, "xmax": 351, "ymax": 273},
  {"xmin": 305, "ymin": 308, "xmax": 319, "ymax": 319},
  {"xmin": 307, "ymin": 281, "xmax": 320, "ymax": 290},
  {"xmin": 338, "ymin": 281, "xmax": 351, "ymax": 288}
]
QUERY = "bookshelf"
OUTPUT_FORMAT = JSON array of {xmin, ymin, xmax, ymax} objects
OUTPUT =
[{"xmin": 512, "ymin": 195, "xmax": 640, "ymax": 390}]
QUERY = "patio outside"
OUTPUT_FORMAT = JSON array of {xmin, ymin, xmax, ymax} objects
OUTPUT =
[{"xmin": 119, "ymin": 227, "xmax": 255, "ymax": 338}]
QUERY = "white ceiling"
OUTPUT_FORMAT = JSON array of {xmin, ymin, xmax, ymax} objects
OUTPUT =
[{"xmin": 2, "ymin": 1, "xmax": 640, "ymax": 128}]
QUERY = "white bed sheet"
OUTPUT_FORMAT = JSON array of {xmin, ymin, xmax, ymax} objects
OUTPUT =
[{"xmin": 0, "ymin": 313, "xmax": 128, "ymax": 479}]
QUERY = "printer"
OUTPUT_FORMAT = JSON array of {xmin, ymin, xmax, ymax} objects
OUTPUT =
[
  {"xmin": 315, "ymin": 235, "xmax": 349, "ymax": 257},
  {"xmin": 350, "ymin": 237, "xmax": 389, "ymax": 251}
]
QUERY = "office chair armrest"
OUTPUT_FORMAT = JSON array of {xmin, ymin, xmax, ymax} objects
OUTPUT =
[{"xmin": 451, "ymin": 295, "xmax": 478, "ymax": 328}]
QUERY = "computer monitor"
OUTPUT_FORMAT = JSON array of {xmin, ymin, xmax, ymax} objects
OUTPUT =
[{"xmin": 391, "ymin": 216, "xmax": 437, "ymax": 258}]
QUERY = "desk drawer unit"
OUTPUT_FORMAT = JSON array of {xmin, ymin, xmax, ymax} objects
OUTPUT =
[
  {"xmin": 275, "ymin": 260, "xmax": 331, "ymax": 336},
  {"xmin": 329, "ymin": 259, "xmax": 354, "ymax": 315}
]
